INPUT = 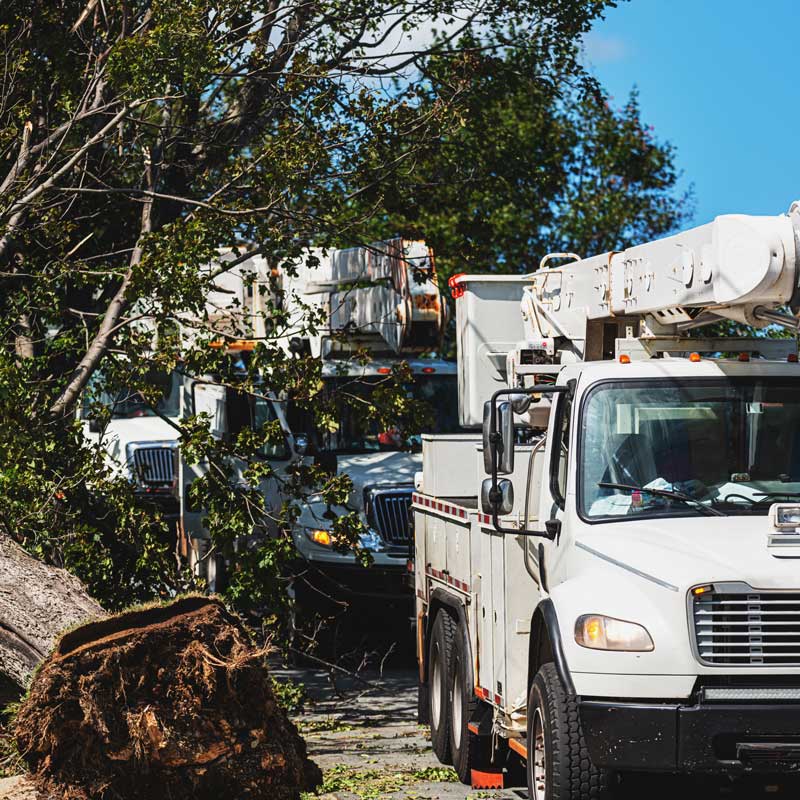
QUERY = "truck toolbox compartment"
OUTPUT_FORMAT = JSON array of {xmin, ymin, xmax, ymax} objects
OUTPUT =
[{"xmin": 421, "ymin": 434, "xmax": 480, "ymax": 497}]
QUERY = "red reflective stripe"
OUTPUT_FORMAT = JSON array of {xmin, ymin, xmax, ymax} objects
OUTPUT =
[{"xmin": 413, "ymin": 494, "xmax": 474, "ymax": 522}]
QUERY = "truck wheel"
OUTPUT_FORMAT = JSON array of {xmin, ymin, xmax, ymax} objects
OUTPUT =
[
  {"xmin": 449, "ymin": 619, "xmax": 489, "ymax": 783},
  {"xmin": 428, "ymin": 609, "xmax": 455, "ymax": 764},
  {"xmin": 527, "ymin": 663, "xmax": 614, "ymax": 800}
]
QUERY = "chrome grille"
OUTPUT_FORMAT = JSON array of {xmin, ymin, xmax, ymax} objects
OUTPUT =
[
  {"xmin": 692, "ymin": 586, "xmax": 800, "ymax": 666},
  {"xmin": 369, "ymin": 489, "xmax": 412, "ymax": 545},
  {"xmin": 132, "ymin": 446, "xmax": 176, "ymax": 488}
]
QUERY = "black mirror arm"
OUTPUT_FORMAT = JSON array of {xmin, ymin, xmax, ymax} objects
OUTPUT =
[
  {"xmin": 487, "ymin": 384, "xmax": 570, "ymax": 538},
  {"xmin": 490, "ymin": 513, "xmax": 558, "ymax": 539}
]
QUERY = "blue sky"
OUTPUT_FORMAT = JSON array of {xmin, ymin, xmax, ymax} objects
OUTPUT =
[{"xmin": 583, "ymin": 0, "xmax": 800, "ymax": 226}]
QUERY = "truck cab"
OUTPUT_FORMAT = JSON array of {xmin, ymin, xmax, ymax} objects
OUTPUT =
[
  {"xmin": 81, "ymin": 361, "xmax": 299, "ymax": 591},
  {"xmin": 531, "ymin": 357, "xmax": 800, "ymax": 772}
]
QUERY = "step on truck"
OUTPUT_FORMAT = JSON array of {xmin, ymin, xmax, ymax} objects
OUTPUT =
[{"xmin": 413, "ymin": 203, "xmax": 800, "ymax": 797}]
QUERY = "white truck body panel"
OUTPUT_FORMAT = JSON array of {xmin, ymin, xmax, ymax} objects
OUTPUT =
[{"xmin": 454, "ymin": 275, "xmax": 529, "ymax": 427}]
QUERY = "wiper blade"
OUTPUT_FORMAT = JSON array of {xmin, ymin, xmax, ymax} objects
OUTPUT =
[
  {"xmin": 752, "ymin": 491, "xmax": 800, "ymax": 505},
  {"xmin": 598, "ymin": 481, "xmax": 727, "ymax": 517},
  {"xmin": 719, "ymin": 491, "xmax": 800, "ymax": 507}
]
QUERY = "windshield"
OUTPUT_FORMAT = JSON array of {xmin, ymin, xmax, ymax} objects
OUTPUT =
[
  {"xmin": 295, "ymin": 374, "xmax": 462, "ymax": 455},
  {"xmin": 83, "ymin": 369, "xmax": 181, "ymax": 420},
  {"xmin": 581, "ymin": 378, "xmax": 800, "ymax": 520}
]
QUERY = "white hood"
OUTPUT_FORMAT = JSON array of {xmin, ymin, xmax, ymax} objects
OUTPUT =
[
  {"xmin": 92, "ymin": 416, "xmax": 179, "ymax": 467},
  {"xmin": 336, "ymin": 450, "xmax": 421, "ymax": 510},
  {"xmin": 576, "ymin": 515, "xmax": 800, "ymax": 591}
]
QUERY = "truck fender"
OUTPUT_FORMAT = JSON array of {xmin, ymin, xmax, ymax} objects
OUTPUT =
[
  {"xmin": 422, "ymin": 588, "xmax": 469, "ymax": 683},
  {"xmin": 528, "ymin": 598, "xmax": 576, "ymax": 696}
]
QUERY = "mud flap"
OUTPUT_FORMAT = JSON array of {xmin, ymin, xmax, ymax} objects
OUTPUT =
[{"xmin": 470, "ymin": 768, "xmax": 504, "ymax": 790}]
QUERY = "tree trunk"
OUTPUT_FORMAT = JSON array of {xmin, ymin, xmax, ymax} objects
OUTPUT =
[{"xmin": 0, "ymin": 535, "xmax": 104, "ymax": 687}]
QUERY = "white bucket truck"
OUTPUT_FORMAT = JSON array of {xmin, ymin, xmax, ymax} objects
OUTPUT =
[
  {"xmin": 413, "ymin": 204, "xmax": 800, "ymax": 796},
  {"xmin": 80, "ymin": 250, "xmax": 298, "ymax": 590},
  {"xmin": 275, "ymin": 239, "xmax": 458, "ymax": 609}
]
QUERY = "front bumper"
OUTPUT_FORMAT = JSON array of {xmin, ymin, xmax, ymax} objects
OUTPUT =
[{"xmin": 580, "ymin": 699, "xmax": 800, "ymax": 773}]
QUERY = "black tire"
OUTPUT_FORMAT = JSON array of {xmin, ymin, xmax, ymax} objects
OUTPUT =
[
  {"xmin": 527, "ymin": 663, "xmax": 614, "ymax": 800},
  {"xmin": 448, "ymin": 619, "xmax": 490, "ymax": 783},
  {"xmin": 428, "ymin": 609, "xmax": 456, "ymax": 764}
]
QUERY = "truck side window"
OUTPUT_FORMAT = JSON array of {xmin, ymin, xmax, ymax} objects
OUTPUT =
[
  {"xmin": 252, "ymin": 396, "xmax": 289, "ymax": 460},
  {"xmin": 550, "ymin": 392, "xmax": 572, "ymax": 509}
]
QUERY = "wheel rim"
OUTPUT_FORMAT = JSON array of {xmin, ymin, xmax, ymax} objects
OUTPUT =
[
  {"xmin": 532, "ymin": 708, "xmax": 547, "ymax": 800},
  {"xmin": 431, "ymin": 643, "xmax": 442, "ymax": 729},
  {"xmin": 452, "ymin": 655, "xmax": 463, "ymax": 750}
]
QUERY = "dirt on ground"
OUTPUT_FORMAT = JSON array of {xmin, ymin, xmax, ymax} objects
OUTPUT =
[{"xmin": 15, "ymin": 596, "xmax": 321, "ymax": 800}]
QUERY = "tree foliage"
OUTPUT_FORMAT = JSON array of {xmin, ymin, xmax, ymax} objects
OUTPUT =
[
  {"xmin": 351, "ymin": 45, "xmax": 691, "ymax": 280},
  {"xmin": 0, "ymin": 0, "xmax": 621, "ymax": 613}
]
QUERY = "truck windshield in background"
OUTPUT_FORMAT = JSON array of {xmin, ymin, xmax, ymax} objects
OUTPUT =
[
  {"xmin": 82, "ymin": 369, "xmax": 181, "ymax": 420},
  {"xmin": 298, "ymin": 374, "xmax": 462, "ymax": 455},
  {"xmin": 581, "ymin": 379, "xmax": 800, "ymax": 519}
]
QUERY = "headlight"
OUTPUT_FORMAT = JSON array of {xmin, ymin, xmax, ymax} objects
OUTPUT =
[
  {"xmin": 304, "ymin": 527, "xmax": 385, "ymax": 552},
  {"xmin": 771, "ymin": 504, "xmax": 800, "ymax": 530},
  {"xmin": 575, "ymin": 615, "xmax": 654, "ymax": 652},
  {"xmin": 305, "ymin": 528, "xmax": 333, "ymax": 547}
]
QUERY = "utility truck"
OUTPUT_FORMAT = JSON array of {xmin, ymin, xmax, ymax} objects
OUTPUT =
[
  {"xmin": 275, "ymin": 239, "xmax": 459, "ymax": 610},
  {"xmin": 82, "ymin": 239, "xmax": 459, "ymax": 601},
  {"xmin": 413, "ymin": 203, "xmax": 800, "ymax": 797},
  {"xmin": 80, "ymin": 250, "xmax": 299, "ymax": 591}
]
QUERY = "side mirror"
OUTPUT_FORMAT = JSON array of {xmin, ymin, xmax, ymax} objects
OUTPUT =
[
  {"xmin": 481, "ymin": 384, "xmax": 570, "ymax": 539},
  {"xmin": 483, "ymin": 399, "xmax": 514, "ymax": 475},
  {"xmin": 293, "ymin": 433, "xmax": 310, "ymax": 457},
  {"xmin": 314, "ymin": 450, "xmax": 338, "ymax": 476},
  {"xmin": 481, "ymin": 477, "xmax": 514, "ymax": 516}
]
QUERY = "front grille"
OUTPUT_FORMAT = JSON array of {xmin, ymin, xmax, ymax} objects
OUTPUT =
[
  {"xmin": 692, "ymin": 586, "xmax": 800, "ymax": 666},
  {"xmin": 369, "ymin": 489, "xmax": 412, "ymax": 545},
  {"xmin": 132, "ymin": 446, "xmax": 176, "ymax": 488}
]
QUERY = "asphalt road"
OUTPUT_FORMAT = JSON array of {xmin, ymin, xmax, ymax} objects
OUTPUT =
[{"xmin": 275, "ymin": 665, "xmax": 800, "ymax": 800}]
